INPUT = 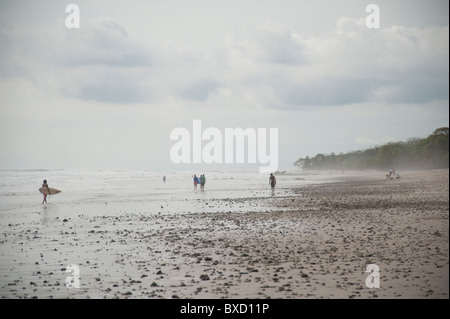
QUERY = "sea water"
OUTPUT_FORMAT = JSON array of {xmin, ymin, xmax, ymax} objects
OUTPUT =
[{"xmin": 0, "ymin": 169, "xmax": 331, "ymax": 221}]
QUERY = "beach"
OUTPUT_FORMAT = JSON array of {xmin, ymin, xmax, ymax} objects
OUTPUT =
[{"xmin": 0, "ymin": 169, "xmax": 448, "ymax": 299}]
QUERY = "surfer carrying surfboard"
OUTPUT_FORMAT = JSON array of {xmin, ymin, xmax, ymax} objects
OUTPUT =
[
  {"xmin": 42, "ymin": 179, "xmax": 50, "ymax": 204},
  {"xmin": 39, "ymin": 181, "xmax": 61, "ymax": 203}
]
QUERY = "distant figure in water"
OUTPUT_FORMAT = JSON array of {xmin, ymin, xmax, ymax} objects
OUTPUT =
[
  {"xmin": 200, "ymin": 174, "xmax": 206, "ymax": 191},
  {"xmin": 42, "ymin": 179, "xmax": 50, "ymax": 204},
  {"xmin": 386, "ymin": 168, "xmax": 393, "ymax": 179},
  {"xmin": 163, "ymin": 176, "xmax": 166, "ymax": 183},
  {"xmin": 193, "ymin": 174, "xmax": 199, "ymax": 190},
  {"xmin": 269, "ymin": 173, "xmax": 276, "ymax": 195}
]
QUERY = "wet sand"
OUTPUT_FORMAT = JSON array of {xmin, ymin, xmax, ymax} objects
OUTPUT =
[{"xmin": 0, "ymin": 170, "xmax": 448, "ymax": 299}]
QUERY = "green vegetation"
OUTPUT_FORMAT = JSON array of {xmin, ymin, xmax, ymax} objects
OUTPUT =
[{"xmin": 294, "ymin": 127, "xmax": 449, "ymax": 170}]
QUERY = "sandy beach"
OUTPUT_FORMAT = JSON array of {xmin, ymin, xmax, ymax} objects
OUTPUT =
[{"xmin": 0, "ymin": 169, "xmax": 448, "ymax": 299}]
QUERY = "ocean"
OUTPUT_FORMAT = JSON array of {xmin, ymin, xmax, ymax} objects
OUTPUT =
[{"xmin": 0, "ymin": 169, "xmax": 332, "ymax": 222}]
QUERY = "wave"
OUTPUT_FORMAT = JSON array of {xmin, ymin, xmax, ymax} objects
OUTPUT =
[{"xmin": 0, "ymin": 169, "xmax": 49, "ymax": 172}]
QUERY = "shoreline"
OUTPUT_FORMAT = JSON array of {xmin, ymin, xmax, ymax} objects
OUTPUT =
[{"xmin": 0, "ymin": 169, "xmax": 448, "ymax": 299}]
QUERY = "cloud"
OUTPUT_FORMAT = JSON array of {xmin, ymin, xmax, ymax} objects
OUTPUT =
[
  {"xmin": 220, "ymin": 18, "xmax": 449, "ymax": 109},
  {"xmin": 225, "ymin": 22, "xmax": 307, "ymax": 65},
  {"xmin": 76, "ymin": 79, "xmax": 149, "ymax": 104},
  {"xmin": 271, "ymin": 76, "xmax": 379, "ymax": 107},
  {"xmin": 61, "ymin": 17, "xmax": 153, "ymax": 68},
  {"xmin": 1, "ymin": 13, "xmax": 448, "ymax": 109},
  {"xmin": 355, "ymin": 136, "xmax": 397, "ymax": 146},
  {"xmin": 380, "ymin": 136, "xmax": 397, "ymax": 144},
  {"xmin": 355, "ymin": 137, "xmax": 379, "ymax": 145},
  {"xmin": 0, "ymin": 22, "xmax": 29, "ymax": 78},
  {"xmin": 178, "ymin": 78, "xmax": 221, "ymax": 101},
  {"xmin": 0, "ymin": 1, "xmax": 448, "ymax": 171},
  {"xmin": 0, "ymin": 16, "xmax": 156, "ymax": 104}
]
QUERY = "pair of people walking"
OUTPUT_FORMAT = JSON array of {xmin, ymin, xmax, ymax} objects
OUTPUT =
[{"xmin": 193, "ymin": 174, "xmax": 206, "ymax": 191}]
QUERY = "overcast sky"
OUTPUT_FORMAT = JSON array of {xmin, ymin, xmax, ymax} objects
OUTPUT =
[{"xmin": 0, "ymin": 0, "xmax": 448, "ymax": 171}]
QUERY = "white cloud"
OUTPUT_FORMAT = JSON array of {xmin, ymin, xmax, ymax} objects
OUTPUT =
[
  {"xmin": 380, "ymin": 136, "xmax": 397, "ymax": 144},
  {"xmin": 224, "ymin": 21, "xmax": 307, "ymax": 65},
  {"xmin": 1, "ymin": 13, "xmax": 447, "ymax": 108},
  {"xmin": 177, "ymin": 17, "xmax": 449, "ymax": 110},
  {"xmin": 355, "ymin": 137, "xmax": 379, "ymax": 145},
  {"xmin": 355, "ymin": 136, "xmax": 398, "ymax": 146}
]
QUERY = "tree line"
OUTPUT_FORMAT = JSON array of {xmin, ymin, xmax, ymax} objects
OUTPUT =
[{"xmin": 294, "ymin": 127, "xmax": 449, "ymax": 170}]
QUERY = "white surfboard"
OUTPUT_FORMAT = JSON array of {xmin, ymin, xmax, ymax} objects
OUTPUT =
[{"xmin": 39, "ymin": 187, "xmax": 61, "ymax": 195}]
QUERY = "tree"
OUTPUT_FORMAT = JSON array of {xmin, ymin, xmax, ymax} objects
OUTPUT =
[{"xmin": 293, "ymin": 127, "xmax": 449, "ymax": 170}]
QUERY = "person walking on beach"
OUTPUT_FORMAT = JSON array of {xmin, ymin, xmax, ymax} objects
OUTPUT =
[
  {"xmin": 200, "ymin": 174, "xmax": 206, "ymax": 191},
  {"xmin": 42, "ymin": 179, "xmax": 50, "ymax": 204},
  {"xmin": 193, "ymin": 174, "xmax": 199, "ymax": 190},
  {"xmin": 269, "ymin": 173, "xmax": 276, "ymax": 195},
  {"xmin": 163, "ymin": 176, "xmax": 166, "ymax": 183}
]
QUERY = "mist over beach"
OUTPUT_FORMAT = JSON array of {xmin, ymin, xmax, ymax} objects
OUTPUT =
[{"xmin": 0, "ymin": 0, "xmax": 449, "ymax": 304}]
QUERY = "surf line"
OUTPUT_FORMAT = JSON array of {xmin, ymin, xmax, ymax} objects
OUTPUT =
[{"xmin": 170, "ymin": 120, "xmax": 278, "ymax": 174}]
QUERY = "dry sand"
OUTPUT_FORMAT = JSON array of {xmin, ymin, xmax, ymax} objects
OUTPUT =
[{"xmin": 0, "ymin": 170, "xmax": 448, "ymax": 299}]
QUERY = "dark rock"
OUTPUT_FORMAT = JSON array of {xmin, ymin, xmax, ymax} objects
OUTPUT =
[{"xmin": 200, "ymin": 274, "xmax": 210, "ymax": 281}]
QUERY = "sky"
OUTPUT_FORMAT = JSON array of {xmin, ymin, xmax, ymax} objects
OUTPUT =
[{"xmin": 0, "ymin": 0, "xmax": 448, "ymax": 172}]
